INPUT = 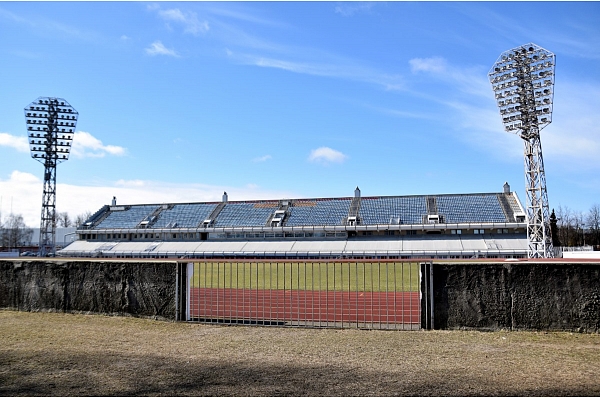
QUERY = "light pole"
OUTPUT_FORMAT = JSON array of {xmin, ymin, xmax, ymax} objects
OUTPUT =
[
  {"xmin": 489, "ymin": 43, "xmax": 555, "ymax": 258},
  {"xmin": 25, "ymin": 97, "xmax": 78, "ymax": 256}
]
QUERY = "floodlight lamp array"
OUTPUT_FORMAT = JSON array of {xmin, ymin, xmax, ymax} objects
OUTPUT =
[
  {"xmin": 488, "ymin": 43, "xmax": 555, "ymax": 140},
  {"xmin": 24, "ymin": 97, "xmax": 78, "ymax": 164}
]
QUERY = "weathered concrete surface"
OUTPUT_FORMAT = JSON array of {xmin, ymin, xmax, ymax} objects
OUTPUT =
[
  {"xmin": 3, "ymin": 260, "xmax": 600, "ymax": 331},
  {"xmin": 433, "ymin": 262, "xmax": 600, "ymax": 332},
  {"xmin": 0, "ymin": 260, "xmax": 177, "ymax": 320}
]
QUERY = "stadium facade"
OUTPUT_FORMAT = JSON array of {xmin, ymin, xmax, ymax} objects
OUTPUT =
[{"xmin": 59, "ymin": 183, "xmax": 528, "ymax": 260}]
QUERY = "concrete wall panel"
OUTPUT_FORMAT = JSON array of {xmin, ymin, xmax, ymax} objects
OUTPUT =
[
  {"xmin": 0, "ymin": 260, "xmax": 176, "ymax": 320},
  {"xmin": 433, "ymin": 262, "xmax": 600, "ymax": 332}
]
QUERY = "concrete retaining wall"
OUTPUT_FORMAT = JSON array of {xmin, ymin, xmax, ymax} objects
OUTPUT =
[
  {"xmin": 2, "ymin": 259, "xmax": 599, "ymax": 332},
  {"xmin": 431, "ymin": 262, "xmax": 600, "ymax": 332},
  {"xmin": 0, "ymin": 259, "xmax": 177, "ymax": 320}
]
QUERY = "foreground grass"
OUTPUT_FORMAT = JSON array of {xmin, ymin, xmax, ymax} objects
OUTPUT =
[{"xmin": 1, "ymin": 310, "xmax": 600, "ymax": 396}]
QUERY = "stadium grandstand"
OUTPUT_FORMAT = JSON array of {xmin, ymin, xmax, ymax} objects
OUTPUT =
[{"xmin": 58, "ymin": 183, "xmax": 528, "ymax": 259}]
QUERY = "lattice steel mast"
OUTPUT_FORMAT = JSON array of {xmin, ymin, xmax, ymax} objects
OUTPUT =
[
  {"xmin": 489, "ymin": 43, "xmax": 555, "ymax": 258},
  {"xmin": 24, "ymin": 97, "xmax": 78, "ymax": 256}
]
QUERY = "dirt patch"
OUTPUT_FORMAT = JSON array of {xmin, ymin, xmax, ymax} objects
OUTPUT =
[{"xmin": 1, "ymin": 311, "xmax": 600, "ymax": 396}]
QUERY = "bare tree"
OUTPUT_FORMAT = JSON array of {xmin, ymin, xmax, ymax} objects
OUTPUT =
[
  {"xmin": 572, "ymin": 211, "xmax": 586, "ymax": 246},
  {"xmin": 550, "ymin": 209, "xmax": 561, "ymax": 247},
  {"xmin": 586, "ymin": 204, "xmax": 600, "ymax": 248},
  {"xmin": 57, "ymin": 212, "xmax": 72, "ymax": 228},
  {"xmin": 74, "ymin": 211, "xmax": 92, "ymax": 227},
  {"xmin": 556, "ymin": 205, "xmax": 575, "ymax": 247},
  {"xmin": 0, "ymin": 214, "xmax": 33, "ymax": 249},
  {"xmin": 0, "ymin": 212, "xmax": 4, "ymax": 247}
]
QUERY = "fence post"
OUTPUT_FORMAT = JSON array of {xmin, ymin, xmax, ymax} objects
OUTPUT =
[
  {"xmin": 175, "ymin": 262, "xmax": 189, "ymax": 321},
  {"xmin": 420, "ymin": 261, "xmax": 434, "ymax": 330}
]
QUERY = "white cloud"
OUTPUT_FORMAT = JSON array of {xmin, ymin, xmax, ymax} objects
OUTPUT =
[
  {"xmin": 0, "ymin": 171, "xmax": 42, "ymax": 226},
  {"xmin": 334, "ymin": 2, "xmax": 375, "ymax": 17},
  {"xmin": 409, "ymin": 56, "xmax": 490, "ymax": 98},
  {"xmin": 0, "ymin": 7, "xmax": 97, "ymax": 42},
  {"xmin": 540, "ymin": 81, "xmax": 600, "ymax": 168},
  {"xmin": 407, "ymin": 56, "xmax": 600, "ymax": 170},
  {"xmin": 156, "ymin": 7, "xmax": 209, "ymax": 35},
  {"xmin": 145, "ymin": 41, "xmax": 179, "ymax": 57},
  {"xmin": 230, "ymin": 52, "xmax": 405, "ymax": 92},
  {"xmin": 115, "ymin": 179, "xmax": 146, "ymax": 187},
  {"xmin": 0, "ymin": 131, "xmax": 125, "ymax": 159},
  {"xmin": 71, "ymin": 131, "xmax": 126, "ymax": 158},
  {"xmin": 0, "ymin": 171, "xmax": 299, "ymax": 227},
  {"xmin": 0, "ymin": 132, "xmax": 29, "ymax": 153},
  {"xmin": 409, "ymin": 57, "xmax": 447, "ymax": 74},
  {"xmin": 308, "ymin": 147, "xmax": 348, "ymax": 165},
  {"xmin": 252, "ymin": 155, "xmax": 272, "ymax": 163}
]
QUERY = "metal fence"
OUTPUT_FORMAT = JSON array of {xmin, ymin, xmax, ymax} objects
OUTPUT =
[{"xmin": 181, "ymin": 260, "xmax": 422, "ymax": 330}]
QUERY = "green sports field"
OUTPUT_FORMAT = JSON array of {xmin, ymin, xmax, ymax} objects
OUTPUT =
[{"xmin": 189, "ymin": 261, "xmax": 420, "ymax": 292}]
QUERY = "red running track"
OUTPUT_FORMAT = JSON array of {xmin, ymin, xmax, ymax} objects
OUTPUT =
[{"xmin": 189, "ymin": 288, "xmax": 420, "ymax": 324}]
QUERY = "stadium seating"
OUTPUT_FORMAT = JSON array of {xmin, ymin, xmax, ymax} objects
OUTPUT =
[
  {"xmin": 89, "ymin": 192, "xmax": 519, "ymax": 230},
  {"xmin": 214, "ymin": 203, "xmax": 279, "ymax": 227},
  {"xmin": 359, "ymin": 197, "xmax": 427, "ymax": 225},
  {"xmin": 286, "ymin": 199, "xmax": 352, "ymax": 226},
  {"xmin": 436, "ymin": 194, "xmax": 506, "ymax": 223},
  {"xmin": 96, "ymin": 205, "xmax": 158, "ymax": 229},
  {"xmin": 152, "ymin": 203, "xmax": 217, "ymax": 228}
]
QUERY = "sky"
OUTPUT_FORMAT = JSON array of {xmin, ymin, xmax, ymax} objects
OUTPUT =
[{"xmin": 1, "ymin": 1, "xmax": 599, "ymax": 227}]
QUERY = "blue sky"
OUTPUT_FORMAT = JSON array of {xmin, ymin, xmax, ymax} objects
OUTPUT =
[{"xmin": 1, "ymin": 1, "xmax": 599, "ymax": 226}]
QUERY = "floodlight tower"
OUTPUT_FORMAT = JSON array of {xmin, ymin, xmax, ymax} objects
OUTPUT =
[
  {"xmin": 24, "ymin": 97, "xmax": 78, "ymax": 256},
  {"xmin": 488, "ymin": 43, "xmax": 555, "ymax": 258}
]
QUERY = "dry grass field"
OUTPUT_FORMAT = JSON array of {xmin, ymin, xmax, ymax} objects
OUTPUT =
[{"xmin": 1, "ymin": 310, "xmax": 600, "ymax": 396}]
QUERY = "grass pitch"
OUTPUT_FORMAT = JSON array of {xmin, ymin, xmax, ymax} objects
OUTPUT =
[{"xmin": 189, "ymin": 261, "xmax": 420, "ymax": 292}]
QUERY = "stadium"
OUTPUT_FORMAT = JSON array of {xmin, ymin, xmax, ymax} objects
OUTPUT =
[{"xmin": 59, "ymin": 182, "xmax": 528, "ymax": 260}]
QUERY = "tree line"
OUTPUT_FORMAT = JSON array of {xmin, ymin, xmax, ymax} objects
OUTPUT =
[{"xmin": 551, "ymin": 205, "xmax": 600, "ymax": 249}]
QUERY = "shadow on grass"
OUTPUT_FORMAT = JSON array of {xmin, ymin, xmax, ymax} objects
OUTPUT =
[{"xmin": 1, "ymin": 349, "xmax": 598, "ymax": 397}]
